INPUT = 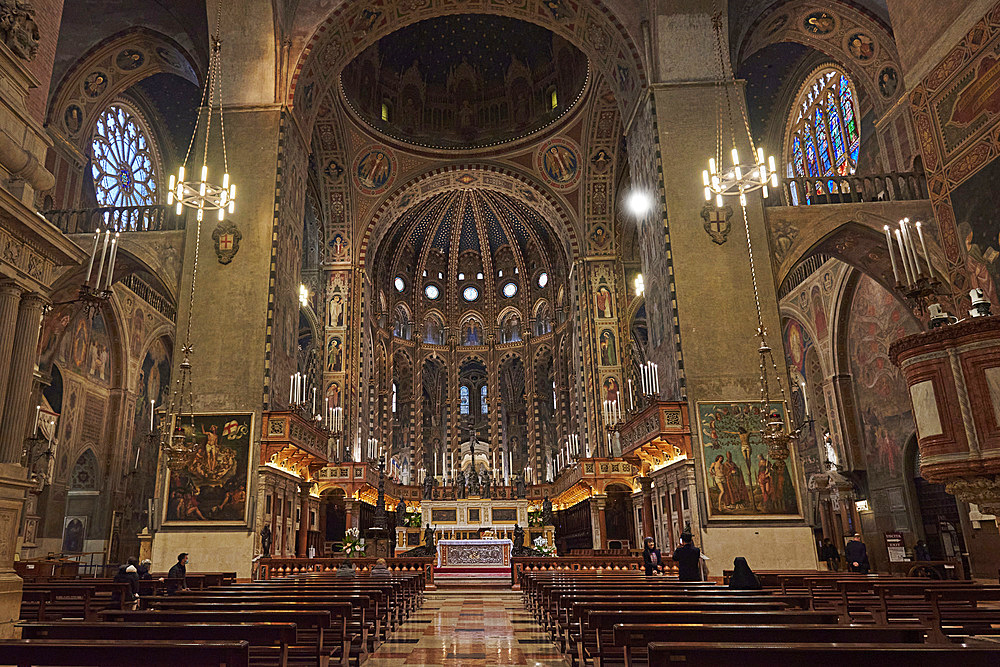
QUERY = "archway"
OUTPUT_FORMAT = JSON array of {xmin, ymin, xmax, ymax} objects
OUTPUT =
[
  {"xmin": 605, "ymin": 482, "xmax": 635, "ymax": 549},
  {"xmin": 320, "ymin": 487, "xmax": 347, "ymax": 550}
]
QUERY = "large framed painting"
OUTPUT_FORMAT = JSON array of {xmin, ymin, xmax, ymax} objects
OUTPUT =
[
  {"xmin": 163, "ymin": 412, "xmax": 253, "ymax": 525},
  {"xmin": 697, "ymin": 402, "xmax": 802, "ymax": 519}
]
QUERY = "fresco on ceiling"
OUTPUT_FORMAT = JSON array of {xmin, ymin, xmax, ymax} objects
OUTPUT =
[
  {"xmin": 39, "ymin": 305, "xmax": 112, "ymax": 385},
  {"xmin": 784, "ymin": 318, "xmax": 813, "ymax": 374},
  {"xmin": 537, "ymin": 137, "xmax": 582, "ymax": 190},
  {"xmin": 951, "ymin": 154, "xmax": 1000, "ymax": 294},
  {"xmin": 698, "ymin": 402, "xmax": 800, "ymax": 518},
  {"xmin": 353, "ymin": 145, "xmax": 396, "ymax": 195},
  {"xmin": 163, "ymin": 413, "xmax": 252, "ymax": 524},
  {"xmin": 847, "ymin": 275, "xmax": 918, "ymax": 477}
]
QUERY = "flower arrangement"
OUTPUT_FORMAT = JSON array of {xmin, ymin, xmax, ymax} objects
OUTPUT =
[
  {"xmin": 528, "ymin": 508, "xmax": 544, "ymax": 527},
  {"xmin": 406, "ymin": 507, "xmax": 422, "ymax": 528},
  {"xmin": 533, "ymin": 535, "xmax": 556, "ymax": 557},
  {"xmin": 340, "ymin": 527, "xmax": 367, "ymax": 558}
]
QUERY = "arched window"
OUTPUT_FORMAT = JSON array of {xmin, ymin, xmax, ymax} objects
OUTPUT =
[
  {"xmin": 480, "ymin": 384, "xmax": 488, "ymax": 414},
  {"xmin": 785, "ymin": 67, "xmax": 861, "ymax": 181},
  {"xmin": 460, "ymin": 385, "xmax": 470, "ymax": 415},
  {"xmin": 91, "ymin": 103, "xmax": 160, "ymax": 207},
  {"xmin": 391, "ymin": 382, "xmax": 398, "ymax": 413}
]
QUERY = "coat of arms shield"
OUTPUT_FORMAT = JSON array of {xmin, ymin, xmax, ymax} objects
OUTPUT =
[
  {"xmin": 212, "ymin": 220, "xmax": 242, "ymax": 265},
  {"xmin": 701, "ymin": 204, "xmax": 733, "ymax": 245}
]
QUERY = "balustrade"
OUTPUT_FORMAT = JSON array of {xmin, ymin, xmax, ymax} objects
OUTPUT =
[
  {"xmin": 770, "ymin": 171, "xmax": 927, "ymax": 206},
  {"xmin": 42, "ymin": 205, "xmax": 185, "ymax": 234}
]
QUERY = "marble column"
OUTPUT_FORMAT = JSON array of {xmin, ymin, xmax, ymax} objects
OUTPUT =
[
  {"xmin": 296, "ymin": 482, "xmax": 310, "ymax": 557},
  {"xmin": 0, "ymin": 293, "xmax": 45, "ymax": 464},
  {"xmin": 0, "ymin": 281, "xmax": 23, "ymax": 430},
  {"xmin": 639, "ymin": 477, "xmax": 655, "ymax": 542},
  {"xmin": 590, "ymin": 494, "xmax": 607, "ymax": 549}
]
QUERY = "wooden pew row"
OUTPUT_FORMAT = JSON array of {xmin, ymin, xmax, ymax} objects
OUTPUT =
[
  {"xmin": 19, "ymin": 582, "xmax": 130, "ymax": 621},
  {"xmin": 0, "ymin": 639, "xmax": 250, "ymax": 667},
  {"xmin": 614, "ymin": 625, "xmax": 927, "ymax": 667},
  {"xmin": 645, "ymin": 642, "xmax": 1000, "ymax": 667},
  {"xmin": 18, "ymin": 622, "xmax": 295, "ymax": 667},
  {"xmin": 101, "ymin": 608, "xmax": 347, "ymax": 667}
]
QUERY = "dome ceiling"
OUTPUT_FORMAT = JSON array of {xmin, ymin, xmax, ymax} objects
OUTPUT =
[
  {"xmin": 340, "ymin": 14, "xmax": 589, "ymax": 150},
  {"xmin": 373, "ymin": 188, "xmax": 567, "ymax": 325}
]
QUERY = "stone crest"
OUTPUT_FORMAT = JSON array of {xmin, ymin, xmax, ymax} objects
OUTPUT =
[
  {"xmin": 212, "ymin": 220, "xmax": 242, "ymax": 264},
  {"xmin": 701, "ymin": 204, "xmax": 733, "ymax": 245},
  {"xmin": 0, "ymin": 0, "xmax": 39, "ymax": 61}
]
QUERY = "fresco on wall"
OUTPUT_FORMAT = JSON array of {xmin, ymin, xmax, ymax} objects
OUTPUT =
[
  {"xmin": 698, "ymin": 401, "xmax": 800, "ymax": 518},
  {"xmin": 133, "ymin": 339, "xmax": 171, "ymax": 456},
  {"xmin": 163, "ymin": 413, "xmax": 253, "ymax": 524},
  {"xmin": 950, "ymin": 155, "xmax": 1000, "ymax": 294},
  {"xmin": 783, "ymin": 318, "xmax": 813, "ymax": 374},
  {"xmin": 847, "ymin": 276, "xmax": 919, "ymax": 476},
  {"xmin": 39, "ymin": 305, "xmax": 112, "ymax": 384}
]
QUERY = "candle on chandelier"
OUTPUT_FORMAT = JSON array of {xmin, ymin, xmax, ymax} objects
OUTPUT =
[
  {"xmin": 150, "ymin": 399, "xmax": 155, "ymax": 433},
  {"xmin": 884, "ymin": 225, "xmax": 900, "ymax": 284},
  {"xmin": 103, "ymin": 232, "xmax": 120, "ymax": 290},
  {"xmin": 915, "ymin": 221, "xmax": 933, "ymax": 280},
  {"xmin": 93, "ymin": 229, "xmax": 110, "ymax": 290},
  {"xmin": 33, "ymin": 405, "xmax": 40, "ymax": 436},
  {"xmin": 85, "ymin": 229, "xmax": 100, "ymax": 283},
  {"xmin": 134, "ymin": 445, "xmax": 141, "ymax": 471},
  {"xmin": 895, "ymin": 229, "xmax": 912, "ymax": 285},
  {"xmin": 903, "ymin": 219, "xmax": 922, "ymax": 278}
]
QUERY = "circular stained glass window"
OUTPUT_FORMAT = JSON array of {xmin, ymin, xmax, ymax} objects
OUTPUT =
[
  {"xmin": 91, "ymin": 104, "xmax": 159, "ymax": 207},
  {"xmin": 394, "ymin": 276, "xmax": 405, "ymax": 292},
  {"xmin": 538, "ymin": 272, "xmax": 548, "ymax": 288},
  {"xmin": 503, "ymin": 282, "xmax": 518, "ymax": 298},
  {"xmin": 425, "ymin": 284, "xmax": 440, "ymax": 300},
  {"xmin": 463, "ymin": 286, "xmax": 479, "ymax": 302}
]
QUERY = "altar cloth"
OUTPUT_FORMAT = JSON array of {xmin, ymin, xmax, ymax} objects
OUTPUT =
[{"xmin": 436, "ymin": 538, "xmax": 513, "ymax": 568}]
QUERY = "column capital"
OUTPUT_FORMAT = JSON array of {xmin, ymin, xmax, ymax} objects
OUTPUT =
[
  {"xmin": 0, "ymin": 280, "xmax": 22, "ymax": 299},
  {"xmin": 639, "ymin": 476, "xmax": 653, "ymax": 495},
  {"xmin": 19, "ymin": 292, "xmax": 48, "ymax": 309}
]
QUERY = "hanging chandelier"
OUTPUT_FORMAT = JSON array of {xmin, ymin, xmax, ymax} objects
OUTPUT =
[
  {"xmin": 701, "ymin": 11, "xmax": 777, "ymax": 208},
  {"xmin": 167, "ymin": 2, "xmax": 235, "ymax": 222}
]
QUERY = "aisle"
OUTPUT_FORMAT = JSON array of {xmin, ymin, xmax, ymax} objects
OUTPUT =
[{"xmin": 364, "ymin": 588, "xmax": 569, "ymax": 666}]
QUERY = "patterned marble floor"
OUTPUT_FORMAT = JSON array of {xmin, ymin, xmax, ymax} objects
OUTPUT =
[{"xmin": 363, "ymin": 588, "xmax": 570, "ymax": 666}]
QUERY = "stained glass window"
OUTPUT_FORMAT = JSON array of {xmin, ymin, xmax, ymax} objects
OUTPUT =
[
  {"xmin": 480, "ymin": 385, "xmax": 487, "ymax": 414},
  {"xmin": 460, "ymin": 385, "xmax": 470, "ymax": 415},
  {"xmin": 786, "ymin": 68, "xmax": 861, "ymax": 184},
  {"xmin": 91, "ymin": 104, "xmax": 159, "ymax": 208}
]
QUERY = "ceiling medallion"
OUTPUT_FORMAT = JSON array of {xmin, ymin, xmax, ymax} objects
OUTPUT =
[
  {"xmin": 456, "ymin": 174, "xmax": 477, "ymax": 185},
  {"xmin": 536, "ymin": 136, "xmax": 582, "ymax": 190},
  {"xmin": 352, "ymin": 144, "xmax": 397, "ymax": 196}
]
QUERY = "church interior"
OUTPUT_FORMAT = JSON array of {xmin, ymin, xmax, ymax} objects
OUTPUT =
[{"xmin": 2, "ymin": 0, "xmax": 1000, "ymax": 663}]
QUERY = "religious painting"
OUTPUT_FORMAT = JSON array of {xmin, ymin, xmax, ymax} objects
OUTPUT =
[
  {"xmin": 462, "ymin": 318, "xmax": 483, "ymax": 346},
  {"xmin": 83, "ymin": 71, "xmax": 108, "ymax": 98},
  {"xmin": 499, "ymin": 311, "xmax": 522, "ymax": 344},
  {"xmin": 163, "ymin": 413, "xmax": 253, "ymax": 525},
  {"xmin": 603, "ymin": 376, "xmax": 620, "ymax": 403},
  {"xmin": 130, "ymin": 308, "xmax": 145, "ymax": 355},
  {"xmin": 811, "ymin": 286, "xmax": 827, "ymax": 339},
  {"xmin": 327, "ymin": 336, "xmax": 344, "ymax": 372},
  {"xmin": 783, "ymin": 318, "xmax": 812, "ymax": 374},
  {"xmin": 847, "ymin": 33, "xmax": 875, "ymax": 61},
  {"xmin": 803, "ymin": 11, "xmax": 835, "ymax": 35},
  {"xmin": 329, "ymin": 294, "xmax": 346, "ymax": 328},
  {"xmin": 697, "ymin": 402, "xmax": 801, "ymax": 519},
  {"xmin": 116, "ymin": 48, "xmax": 144, "ymax": 70},
  {"xmin": 847, "ymin": 276, "xmax": 918, "ymax": 479},
  {"xmin": 951, "ymin": 155, "xmax": 1000, "ymax": 293},
  {"xmin": 64, "ymin": 105, "xmax": 82, "ymax": 134},
  {"xmin": 353, "ymin": 145, "xmax": 396, "ymax": 195},
  {"xmin": 536, "ymin": 137, "xmax": 582, "ymax": 190},
  {"xmin": 326, "ymin": 381, "xmax": 341, "ymax": 408},
  {"xmin": 47, "ymin": 308, "xmax": 112, "ymax": 384},
  {"xmin": 329, "ymin": 233, "xmax": 350, "ymax": 261},
  {"xmin": 878, "ymin": 67, "xmax": 899, "ymax": 98},
  {"xmin": 594, "ymin": 278, "xmax": 614, "ymax": 319},
  {"xmin": 61, "ymin": 516, "xmax": 87, "ymax": 552},
  {"xmin": 599, "ymin": 329, "xmax": 617, "ymax": 366}
]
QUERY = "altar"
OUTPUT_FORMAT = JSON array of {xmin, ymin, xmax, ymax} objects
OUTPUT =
[{"xmin": 436, "ymin": 539, "xmax": 513, "ymax": 568}]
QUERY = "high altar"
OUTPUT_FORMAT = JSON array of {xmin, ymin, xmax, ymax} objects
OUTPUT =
[{"xmin": 394, "ymin": 498, "xmax": 555, "ymax": 555}]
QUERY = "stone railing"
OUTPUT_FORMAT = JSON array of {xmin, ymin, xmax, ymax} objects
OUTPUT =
[
  {"xmin": 769, "ymin": 171, "xmax": 927, "ymax": 206},
  {"xmin": 511, "ymin": 554, "xmax": 653, "ymax": 587},
  {"xmin": 42, "ymin": 205, "xmax": 186, "ymax": 234},
  {"xmin": 256, "ymin": 556, "xmax": 435, "ymax": 584}
]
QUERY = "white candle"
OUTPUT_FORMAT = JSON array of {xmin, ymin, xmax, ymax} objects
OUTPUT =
[
  {"xmin": 905, "ymin": 220, "xmax": 922, "ymax": 278},
  {"xmin": 104, "ymin": 233, "xmax": 119, "ymax": 290},
  {"xmin": 33, "ymin": 405, "xmax": 39, "ymax": 436},
  {"xmin": 901, "ymin": 221, "xmax": 920, "ymax": 279},
  {"xmin": 150, "ymin": 399, "xmax": 155, "ymax": 432},
  {"xmin": 312, "ymin": 387, "xmax": 316, "ymax": 415},
  {"xmin": 85, "ymin": 229, "xmax": 100, "ymax": 283},
  {"xmin": 895, "ymin": 229, "xmax": 912, "ymax": 285},
  {"xmin": 93, "ymin": 230, "xmax": 110, "ymax": 289},
  {"xmin": 884, "ymin": 225, "xmax": 900, "ymax": 283},
  {"xmin": 134, "ymin": 445, "xmax": 141, "ymax": 470},
  {"xmin": 289, "ymin": 375, "xmax": 294, "ymax": 404},
  {"xmin": 916, "ymin": 221, "xmax": 933, "ymax": 280}
]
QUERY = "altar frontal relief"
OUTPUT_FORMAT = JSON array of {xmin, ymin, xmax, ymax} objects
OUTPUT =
[
  {"xmin": 164, "ymin": 413, "xmax": 253, "ymax": 524},
  {"xmin": 698, "ymin": 402, "xmax": 801, "ymax": 519}
]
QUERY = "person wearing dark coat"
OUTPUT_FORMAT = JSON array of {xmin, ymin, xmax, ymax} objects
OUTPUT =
[
  {"xmin": 166, "ymin": 552, "xmax": 188, "ymax": 593},
  {"xmin": 819, "ymin": 538, "xmax": 840, "ymax": 571},
  {"xmin": 671, "ymin": 532, "xmax": 702, "ymax": 582},
  {"xmin": 113, "ymin": 557, "xmax": 140, "ymax": 606},
  {"xmin": 728, "ymin": 557, "xmax": 762, "ymax": 590},
  {"xmin": 914, "ymin": 540, "xmax": 932, "ymax": 561},
  {"xmin": 845, "ymin": 534, "xmax": 870, "ymax": 574},
  {"xmin": 642, "ymin": 537, "xmax": 663, "ymax": 575},
  {"xmin": 137, "ymin": 559, "xmax": 152, "ymax": 580}
]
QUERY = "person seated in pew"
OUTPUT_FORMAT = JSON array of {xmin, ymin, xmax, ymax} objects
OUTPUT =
[
  {"xmin": 642, "ymin": 537, "xmax": 663, "ymax": 576},
  {"xmin": 137, "ymin": 559, "xmax": 152, "ymax": 580},
  {"xmin": 371, "ymin": 558, "xmax": 390, "ymax": 576},
  {"xmin": 165, "ymin": 552, "xmax": 189, "ymax": 593},
  {"xmin": 113, "ymin": 557, "xmax": 140, "ymax": 609},
  {"xmin": 728, "ymin": 557, "xmax": 762, "ymax": 590},
  {"xmin": 672, "ymin": 532, "xmax": 702, "ymax": 582},
  {"xmin": 336, "ymin": 560, "xmax": 356, "ymax": 578}
]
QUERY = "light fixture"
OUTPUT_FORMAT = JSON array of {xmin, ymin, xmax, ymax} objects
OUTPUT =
[
  {"xmin": 634, "ymin": 273, "xmax": 645, "ymax": 297},
  {"xmin": 702, "ymin": 11, "xmax": 777, "ymax": 208},
  {"xmin": 883, "ymin": 218, "xmax": 940, "ymax": 312},
  {"xmin": 167, "ymin": 2, "xmax": 235, "ymax": 223},
  {"xmin": 627, "ymin": 191, "xmax": 651, "ymax": 216},
  {"xmin": 298, "ymin": 284, "xmax": 309, "ymax": 307}
]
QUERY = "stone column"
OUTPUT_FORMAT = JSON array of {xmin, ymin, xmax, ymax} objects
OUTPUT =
[
  {"xmin": 0, "ymin": 293, "xmax": 45, "ymax": 464},
  {"xmin": 344, "ymin": 498, "xmax": 357, "ymax": 531},
  {"xmin": 0, "ymin": 281, "xmax": 23, "ymax": 429},
  {"xmin": 0, "ymin": 462, "xmax": 31, "ymax": 638},
  {"xmin": 590, "ymin": 494, "xmax": 607, "ymax": 549},
  {"xmin": 296, "ymin": 482, "xmax": 310, "ymax": 557},
  {"xmin": 639, "ymin": 477, "xmax": 654, "ymax": 542}
]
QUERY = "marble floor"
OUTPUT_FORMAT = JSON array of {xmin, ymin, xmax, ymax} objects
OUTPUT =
[{"xmin": 364, "ymin": 588, "xmax": 569, "ymax": 666}]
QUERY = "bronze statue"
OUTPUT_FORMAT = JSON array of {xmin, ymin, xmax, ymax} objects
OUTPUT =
[
  {"xmin": 395, "ymin": 499, "xmax": 407, "ymax": 527},
  {"xmin": 512, "ymin": 523, "xmax": 525, "ymax": 555},
  {"xmin": 260, "ymin": 524, "xmax": 272, "ymax": 558}
]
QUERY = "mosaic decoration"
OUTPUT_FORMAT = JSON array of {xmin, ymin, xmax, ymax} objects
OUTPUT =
[
  {"xmin": 83, "ymin": 71, "xmax": 108, "ymax": 97},
  {"xmin": 846, "ymin": 32, "xmax": 875, "ymax": 61},
  {"xmin": 115, "ymin": 48, "xmax": 144, "ymax": 70},
  {"xmin": 697, "ymin": 401, "xmax": 801, "ymax": 519},
  {"xmin": 536, "ymin": 137, "xmax": 581, "ymax": 190},
  {"xmin": 353, "ymin": 144, "xmax": 397, "ymax": 195}
]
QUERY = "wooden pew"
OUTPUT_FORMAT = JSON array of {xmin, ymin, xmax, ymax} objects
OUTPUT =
[
  {"xmin": 0, "ymin": 639, "xmax": 249, "ymax": 667},
  {"xmin": 100, "ymin": 609, "xmax": 344, "ymax": 667},
  {"xmin": 645, "ymin": 642, "xmax": 1000, "ymax": 667},
  {"xmin": 18, "ymin": 622, "xmax": 295, "ymax": 667},
  {"xmin": 613, "ymin": 625, "xmax": 926, "ymax": 667},
  {"xmin": 20, "ymin": 582, "xmax": 129, "ymax": 621}
]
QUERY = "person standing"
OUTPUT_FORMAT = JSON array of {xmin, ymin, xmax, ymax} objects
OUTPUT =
[
  {"xmin": 672, "ymin": 532, "xmax": 702, "ymax": 582},
  {"xmin": 914, "ymin": 540, "xmax": 932, "ymax": 561},
  {"xmin": 166, "ymin": 552, "xmax": 189, "ymax": 593},
  {"xmin": 642, "ymin": 537, "xmax": 663, "ymax": 575},
  {"xmin": 845, "ymin": 534, "xmax": 870, "ymax": 574},
  {"xmin": 820, "ymin": 538, "xmax": 840, "ymax": 571}
]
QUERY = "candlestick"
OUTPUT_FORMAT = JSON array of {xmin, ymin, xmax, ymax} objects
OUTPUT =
[
  {"xmin": 915, "ymin": 221, "xmax": 933, "ymax": 280},
  {"xmin": 85, "ymin": 229, "xmax": 100, "ymax": 283},
  {"xmin": 895, "ymin": 229, "xmax": 912, "ymax": 285},
  {"xmin": 884, "ymin": 225, "xmax": 900, "ymax": 283},
  {"xmin": 93, "ymin": 230, "xmax": 110, "ymax": 290}
]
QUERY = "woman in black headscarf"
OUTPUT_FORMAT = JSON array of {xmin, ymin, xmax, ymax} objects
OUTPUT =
[
  {"xmin": 642, "ymin": 537, "xmax": 663, "ymax": 575},
  {"xmin": 728, "ymin": 556, "xmax": 762, "ymax": 590}
]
